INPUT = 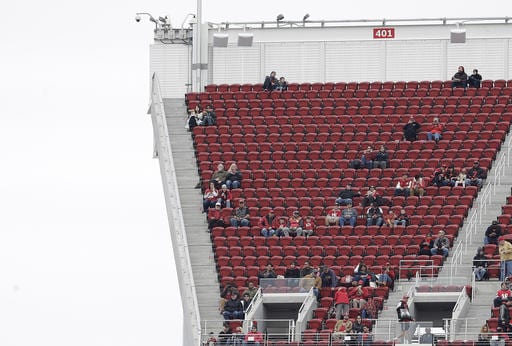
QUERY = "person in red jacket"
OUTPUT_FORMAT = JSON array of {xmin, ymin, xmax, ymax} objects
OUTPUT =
[
  {"xmin": 325, "ymin": 205, "xmax": 342, "ymax": 226},
  {"xmin": 394, "ymin": 173, "xmax": 411, "ymax": 197},
  {"xmin": 258, "ymin": 209, "xmax": 279, "ymax": 237},
  {"xmin": 207, "ymin": 202, "xmax": 225, "ymax": 231},
  {"xmin": 427, "ymin": 117, "xmax": 443, "ymax": 142},
  {"xmin": 334, "ymin": 287, "xmax": 350, "ymax": 320},
  {"xmin": 302, "ymin": 216, "xmax": 315, "ymax": 237},
  {"xmin": 494, "ymin": 282, "xmax": 512, "ymax": 307},
  {"xmin": 244, "ymin": 325, "xmax": 264, "ymax": 345},
  {"xmin": 349, "ymin": 280, "xmax": 368, "ymax": 309}
]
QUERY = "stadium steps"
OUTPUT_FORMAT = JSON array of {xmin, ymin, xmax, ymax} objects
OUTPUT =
[{"xmin": 163, "ymin": 98, "xmax": 221, "ymax": 322}]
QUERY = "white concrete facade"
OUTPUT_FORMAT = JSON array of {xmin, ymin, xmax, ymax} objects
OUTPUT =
[{"xmin": 150, "ymin": 20, "xmax": 512, "ymax": 98}]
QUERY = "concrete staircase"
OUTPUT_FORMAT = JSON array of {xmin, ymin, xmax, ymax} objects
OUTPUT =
[{"xmin": 163, "ymin": 98, "xmax": 221, "ymax": 323}]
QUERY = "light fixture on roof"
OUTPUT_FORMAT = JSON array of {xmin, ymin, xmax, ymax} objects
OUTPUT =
[
  {"xmin": 238, "ymin": 26, "xmax": 253, "ymax": 47},
  {"xmin": 450, "ymin": 21, "xmax": 466, "ymax": 43},
  {"xmin": 213, "ymin": 32, "xmax": 229, "ymax": 47},
  {"xmin": 135, "ymin": 12, "xmax": 159, "ymax": 30}
]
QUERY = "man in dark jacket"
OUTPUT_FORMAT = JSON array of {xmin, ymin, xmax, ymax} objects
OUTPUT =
[
  {"xmin": 263, "ymin": 71, "xmax": 277, "ymax": 91},
  {"xmin": 336, "ymin": 183, "xmax": 360, "ymax": 206},
  {"xmin": 222, "ymin": 293, "xmax": 244, "ymax": 320},
  {"xmin": 403, "ymin": 117, "xmax": 421, "ymax": 141},
  {"xmin": 465, "ymin": 161, "xmax": 486, "ymax": 187},
  {"xmin": 451, "ymin": 65, "xmax": 468, "ymax": 88},
  {"xmin": 485, "ymin": 221, "xmax": 502, "ymax": 245}
]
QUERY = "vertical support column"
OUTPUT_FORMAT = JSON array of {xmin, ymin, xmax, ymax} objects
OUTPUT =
[{"xmin": 191, "ymin": 0, "xmax": 204, "ymax": 92}]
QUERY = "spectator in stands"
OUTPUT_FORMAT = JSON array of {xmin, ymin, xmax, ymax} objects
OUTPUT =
[
  {"xmin": 419, "ymin": 327, "xmax": 435, "ymax": 345},
  {"xmin": 473, "ymin": 247, "xmax": 488, "ymax": 281},
  {"xmin": 499, "ymin": 298, "xmax": 512, "ymax": 332},
  {"xmin": 396, "ymin": 298, "xmax": 414, "ymax": 343},
  {"xmin": 403, "ymin": 116, "xmax": 421, "ymax": 141},
  {"xmin": 477, "ymin": 324, "xmax": 491, "ymax": 346},
  {"xmin": 240, "ymin": 293, "xmax": 252, "ymax": 314},
  {"xmin": 499, "ymin": 237, "xmax": 512, "ymax": 281},
  {"xmin": 230, "ymin": 199, "xmax": 250, "ymax": 227},
  {"xmin": 186, "ymin": 108, "xmax": 200, "ymax": 131},
  {"xmin": 361, "ymin": 186, "xmax": 379, "ymax": 207},
  {"xmin": 426, "ymin": 117, "xmax": 443, "ymax": 142},
  {"xmin": 335, "ymin": 183, "xmax": 361, "ymax": 206},
  {"xmin": 222, "ymin": 292, "xmax": 244, "ymax": 320},
  {"xmin": 225, "ymin": 163, "xmax": 242, "ymax": 189},
  {"xmin": 300, "ymin": 261, "xmax": 314, "ymax": 277},
  {"xmin": 385, "ymin": 210, "xmax": 397, "ymax": 228},
  {"xmin": 243, "ymin": 282, "xmax": 258, "ymax": 299},
  {"xmin": 263, "ymin": 71, "xmax": 277, "ymax": 91},
  {"xmin": 352, "ymin": 314, "xmax": 364, "ymax": 333},
  {"xmin": 300, "ymin": 268, "xmax": 321, "ymax": 299},
  {"xmin": 325, "ymin": 205, "xmax": 342, "ymax": 226},
  {"xmin": 203, "ymin": 182, "xmax": 219, "ymax": 213},
  {"xmin": 395, "ymin": 208, "xmax": 409, "ymax": 227},
  {"xmin": 274, "ymin": 76, "xmax": 288, "ymax": 91},
  {"xmin": 366, "ymin": 202, "xmax": 384, "ymax": 227},
  {"xmin": 258, "ymin": 209, "xmax": 278, "ymax": 237},
  {"xmin": 432, "ymin": 165, "xmax": 451, "ymax": 187},
  {"xmin": 228, "ymin": 326, "xmax": 245, "ymax": 346},
  {"xmin": 494, "ymin": 283, "xmax": 512, "ymax": 307},
  {"xmin": 394, "ymin": 173, "xmax": 411, "ymax": 197},
  {"xmin": 361, "ymin": 145, "xmax": 376, "ymax": 169},
  {"xmin": 244, "ymin": 325, "xmax": 264, "ymax": 345},
  {"xmin": 205, "ymin": 331, "xmax": 217, "ymax": 346},
  {"xmin": 353, "ymin": 263, "xmax": 371, "ymax": 285},
  {"xmin": 454, "ymin": 168, "xmax": 467, "ymax": 187},
  {"xmin": 217, "ymin": 324, "xmax": 232, "ymax": 345},
  {"xmin": 275, "ymin": 217, "xmax": 289, "ymax": 237},
  {"xmin": 258, "ymin": 264, "xmax": 277, "ymax": 280},
  {"xmin": 465, "ymin": 161, "xmax": 486, "ymax": 188},
  {"xmin": 377, "ymin": 268, "xmax": 394, "ymax": 289},
  {"xmin": 418, "ymin": 242, "xmax": 432, "ymax": 256},
  {"xmin": 409, "ymin": 174, "xmax": 426, "ymax": 197},
  {"xmin": 451, "ymin": 65, "xmax": 468, "ymax": 88},
  {"xmin": 302, "ymin": 216, "xmax": 315, "ymax": 237},
  {"xmin": 285, "ymin": 262, "xmax": 301, "ymax": 287},
  {"xmin": 359, "ymin": 326, "xmax": 373, "ymax": 346},
  {"xmin": 349, "ymin": 280, "xmax": 368, "ymax": 309},
  {"xmin": 490, "ymin": 327, "xmax": 508, "ymax": 346},
  {"xmin": 218, "ymin": 184, "xmax": 232, "ymax": 208},
  {"xmin": 320, "ymin": 266, "xmax": 338, "ymax": 288},
  {"xmin": 332, "ymin": 315, "xmax": 353, "ymax": 341},
  {"xmin": 339, "ymin": 203, "xmax": 358, "ymax": 227},
  {"xmin": 287, "ymin": 210, "xmax": 303, "ymax": 237},
  {"xmin": 430, "ymin": 230, "xmax": 450, "ymax": 257},
  {"xmin": 373, "ymin": 145, "xmax": 389, "ymax": 169},
  {"xmin": 468, "ymin": 69, "xmax": 483, "ymax": 88},
  {"xmin": 334, "ymin": 287, "xmax": 350, "ymax": 320},
  {"xmin": 211, "ymin": 163, "xmax": 228, "ymax": 189},
  {"xmin": 202, "ymin": 105, "xmax": 216, "ymax": 126},
  {"xmin": 207, "ymin": 202, "xmax": 226, "ymax": 231},
  {"xmin": 486, "ymin": 221, "xmax": 503, "ymax": 245}
]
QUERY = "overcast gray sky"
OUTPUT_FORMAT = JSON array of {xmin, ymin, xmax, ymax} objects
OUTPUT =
[{"xmin": 0, "ymin": 0, "xmax": 508, "ymax": 345}]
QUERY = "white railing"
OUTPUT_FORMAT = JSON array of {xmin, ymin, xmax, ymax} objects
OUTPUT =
[
  {"xmin": 150, "ymin": 73, "xmax": 201, "ymax": 346},
  {"xmin": 295, "ymin": 287, "xmax": 317, "ymax": 341}
]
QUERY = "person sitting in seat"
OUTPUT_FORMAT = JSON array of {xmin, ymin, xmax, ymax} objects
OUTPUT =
[
  {"xmin": 287, "ymin": 210, "xmax": 303, "ymax": 237},
  {"xmin": 225, "ymin": 163, "xmax": 242, "ymax": 189},
  {"xmin": 473, "ymin": 247, "xmax": 488, "ymax": 281},
  {"xmin": 394, "ymin": 173, "xmax": 411, "ymax": 197},
  {"xmin": 373, "ymin": 145, "xmax": 389, "ymax": 169},
  {"xmin": 403, "ymin": 116, "xmax": 421, "ymax": 141},
  {"xmin": 332, "ymin": 315, "xmax": 353, "ymax": 341},
  {"xmin": 230, "ymin": 199, "xmax": 250, "ymax": 227},
  {"xmin": 336, "ymin": 183, "xmax": 361, "ymax": 206},
  {"xmin": 451, "ymin": 65, "xmax": 468, "ymax": 88},
  {"xmin": 486, "ymin": 221, "xmax": 503, "ymax": 245},
  {"xmin": 430, "ymin": 230, "xmax": 450, "ymax": 257},
  {"xmin": 244, "ymin": 325, "xmax": 264, "ymax": 345},
  {"xmin": 302, "ymin": 216, "xmax": 315, "ymax": 237},
  {"xmin": 263, "ymin": 71, "xmax": 277, "ymax": 91},
  {"xmin": 207, "ymin": 202, "xmax": 225, "ymax": 231},
  {"xmin": 222, "ymin": 293, "xmax": 244, "ymax": 320},
  {"xmin": 325, "ymin": 205, "xmax": 342, "ymax": 226},
  {"xmin": 366, "ymin": 202, "xmax": 384, "ymax": 227},
  {"xmin": 426, "ymin": 117, "xmax": 443, "ymax": 142},
  {"xmin": 465, "ymin": 161, "xmax": 486, "ymax": 188},
  {"xmin": 274, "ymin": 76, "xmax": 288, "ymax": 91},
  {"xmin": 339, "ymin": 203, "xmax": 358, "ymax": 227},
  {"xmin": 258, "ymin": 209, "xmax": 278, "ymax": 237},
  {"xmin": 468, "ymin": 69, "xmax": 482, "ymax": 88}
]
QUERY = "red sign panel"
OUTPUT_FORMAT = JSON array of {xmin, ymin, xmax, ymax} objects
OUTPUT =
[{"xmin": 373, "ymin": 27, "xmax": 395, "ymax": 39}]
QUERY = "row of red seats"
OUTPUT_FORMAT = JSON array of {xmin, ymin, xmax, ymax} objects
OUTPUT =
[
  {"xmin": 198, "ymin": 94, "xmax": 510, "ymax": 109},
  {"xmin": 193, "ymin": 86, "xmax": 510, "ymax": 103},
  {"xmin": 211, "ymin": 224, "xmax": 461, "ymax": 242},
  {"xmin": 211, "ymin": 112, "xmax": 512, "ymax": 127},
  {"xmin": 202, "ymin": 79, "xmax": 511, "ymax": 93}
]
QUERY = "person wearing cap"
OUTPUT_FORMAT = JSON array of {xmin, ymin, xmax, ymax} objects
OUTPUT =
[
  {"xmin": 473, "ymin": 247, "xmax": 488, "ymax": 281},
  {"xmin": 336, "ymin": 183, "xmax": 361, "ymax": 206},
  {"xmin": 339, "ymin": 203, "xmax": 358, "ymax": 227},
  {"xmin": 225, "ymin": 163, "xmax": 242, "ymax": 189},
  {"xmin": 485, "ymin": 221, "xmax": 502, "ymax": 245},
  {"xmin": 320, "ymin": 266, "xmax": 338, "ymax": 288},
  {"xmin": 230, "ymin": 200, "xmax": 250, "ymax": 227},
  {"xmin": 403, "ymin": 116, "xmax": 421, "ymax": 141},
  {"xmin": 431, "ymin": 231, "xmax": 450, "ymax": 257},
  {"xmin": 202, "ymin": 104, "xmax": 216, "ymax": 126},
  {"xmin": 244, "ymin": 325, "xmax": 264, "ymax": 345},
  {"xmin": 332, "ymin": 315, "xmax": 353, "ymax": 341},
  {"xmin": 258, "ymin": 209, "xmax": 279, "ymax": 237},
  {"xmin": 325, "ymin": 205, "xmax": 342, "ymax": 226},
  {"xmin": 465, "ymin": 161, "xmax": 486, "ymax": 188},
  {"xmin": 217, "ymin": 184, "xmax": 232, "ymax": 208},
  {"xmin": 207, "ymin": 202, "xmax": 226, "ymax": 231},
  {"xmin": 366, "ymin": 202, "xmax": 384, "ymax": 227},
  {"xmin": 499, "ymin": 237, "xmax": 512, "ymax": 281},
  {"xmin": 211, "ymin": 163, "xmax": 228, "ymax": 189},
  {"xmin": 287, "ymin": 210, "xmax": 303, "ymax": 237}
]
